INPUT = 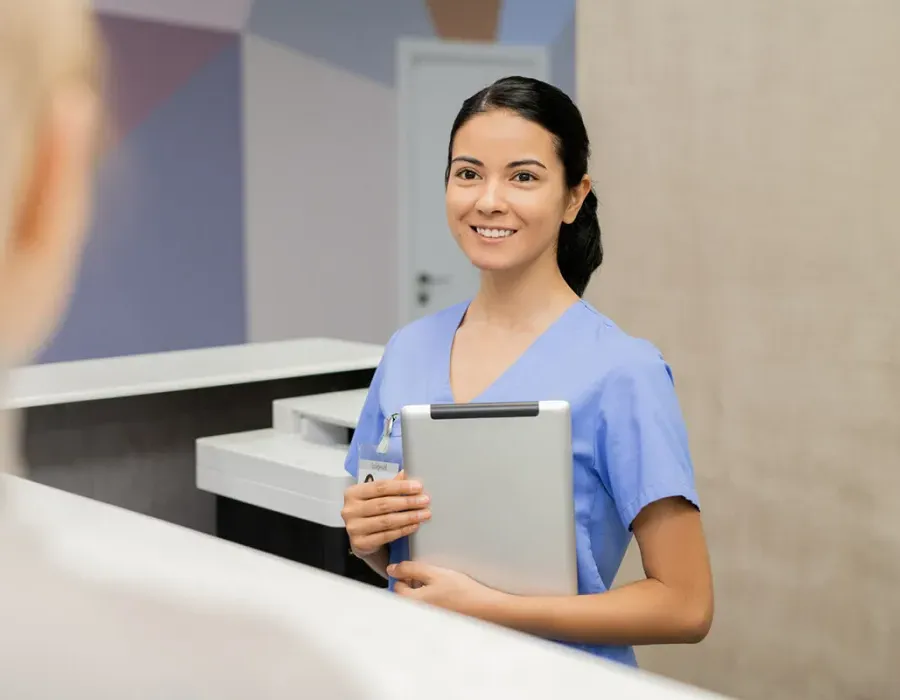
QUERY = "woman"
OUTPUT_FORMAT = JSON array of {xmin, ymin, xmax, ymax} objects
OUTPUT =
[
  {"xmin": 341, "ymin": 76, "xmax": 713, "ymax": 666},
  {"xmin": 0, "ymin": 1, "xmax": 360, "ymax": 696}
]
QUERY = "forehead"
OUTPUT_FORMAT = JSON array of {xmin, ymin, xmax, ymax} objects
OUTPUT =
[{"xmin": 451, "ymin": 109, "xmax": 558, "ymax": 164}]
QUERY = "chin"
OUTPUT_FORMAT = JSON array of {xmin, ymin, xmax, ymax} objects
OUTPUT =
[
  {"xmin": 456, "ymin": 228, "xmax": 524, "ymax": 270},
  {"xmin": 468, "ymin": 252, "xmax": 529, "ymax": 277}
]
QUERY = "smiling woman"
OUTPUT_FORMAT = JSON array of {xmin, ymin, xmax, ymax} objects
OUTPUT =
[
  {"xmin": 443, "ymin": 77, "xmax": 601, "ymax": 297},
  {"xmin": 341, "ymin": 76, "xmax": 714, "ymax": 668}
]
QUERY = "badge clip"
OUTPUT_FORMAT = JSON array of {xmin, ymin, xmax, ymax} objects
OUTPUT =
[{"xmin": 376, "ymin": 413, "xmax": 398, "ymax": 454}]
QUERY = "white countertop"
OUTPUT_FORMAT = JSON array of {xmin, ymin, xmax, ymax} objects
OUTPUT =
[
  {"xmin": 4, "ymin": 476, "xmax": 727, "ymax": 700},
  {"xmin": 196, "ymin": 429, "xmax": 351, "ymax": 527},
  {"xmin": 272, "ymin": 388, "xmax": 368, "ymax": 432},
  {"xmin": 6, "ymin": 338, "xmax": 383, "ymax": 409}
]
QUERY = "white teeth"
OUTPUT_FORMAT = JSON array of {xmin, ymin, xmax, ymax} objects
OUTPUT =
[{"xmin": 475, "ymin": 227, "xmax": 515, "ymax": 239}]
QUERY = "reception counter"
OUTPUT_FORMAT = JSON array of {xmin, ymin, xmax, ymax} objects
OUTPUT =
[
  {"xmin": 4, "ymin": 474, "xmax": 729, "ymax": 699},
  {"xmin": 6, "ymin": 339, "xmax": 381, "ymax": 535}
]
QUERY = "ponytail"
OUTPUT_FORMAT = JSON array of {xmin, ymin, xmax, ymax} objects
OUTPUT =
[{"xmin": 557, "ymin": 189, "xmax": 602, "ymax": 297}]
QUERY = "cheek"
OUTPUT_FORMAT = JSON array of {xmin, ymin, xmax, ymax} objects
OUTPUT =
[
  {"xmin": 445, "ymin": 188, "xmax": 473, "ymax": 221},
  {"xmin": 509, "ymin": 190, "xmax": 565, "ymax": 239}
]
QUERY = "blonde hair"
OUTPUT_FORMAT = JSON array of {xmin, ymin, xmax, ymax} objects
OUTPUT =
[{"xmin": 0, "ymin": 0, "xmax": 103, "ymax": 249}]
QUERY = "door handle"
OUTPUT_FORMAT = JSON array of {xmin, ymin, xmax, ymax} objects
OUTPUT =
[
  {"xmin": 417, "ymin": 272, "xmax": 451, "ymax": 287},
  {"xmin": 416, "ymin": 272, "xmax": 451, "ymax": 306}
]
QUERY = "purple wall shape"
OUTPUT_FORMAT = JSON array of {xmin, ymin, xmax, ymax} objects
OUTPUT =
[
  {"xmin": 38, "ymin": 38, "xmax": 246, "ymax": 363},
  {"xmin": 97, "ymin": 15, "xmax": 236, "ymax": 140}
]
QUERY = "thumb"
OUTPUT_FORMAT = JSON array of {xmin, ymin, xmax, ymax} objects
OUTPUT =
[{"xmin": 393, "ymin": 469, "xmax": 406, "ymax": 481}]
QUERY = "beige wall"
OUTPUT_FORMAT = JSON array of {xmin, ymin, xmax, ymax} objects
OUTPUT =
[{"xmin": 577, "ymin": 2, "xmax": 900, "ymax": 699}]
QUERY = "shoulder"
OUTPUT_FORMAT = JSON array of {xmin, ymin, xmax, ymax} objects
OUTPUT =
[
  {"xmin": 571, "ymin": 303, "xmax": 681, "ymax": 418},
  {"xmin": 574, "ymin": 301, "xmax": 673, "ymax": 387}
]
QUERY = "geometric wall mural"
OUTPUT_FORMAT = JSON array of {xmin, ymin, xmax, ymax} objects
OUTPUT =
[
  {"xmin": 247, "ymin": 0, "xmax": 436, "ymax": 87},
  {"xmin": 39, "ymin": 15, "xmax": 246, "ymax": 362},
  {"xmin": 98, "ymin": 16, "xmax": 237, "ymax": 141},
  {"xmin": 39, "ymin": 0, "xmax": 576, "ymax": 363}
]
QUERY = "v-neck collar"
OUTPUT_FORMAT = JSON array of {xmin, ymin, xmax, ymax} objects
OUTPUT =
[{"xmin": 439, "ymin": 299, "xmax": 582, "ymax": 405}]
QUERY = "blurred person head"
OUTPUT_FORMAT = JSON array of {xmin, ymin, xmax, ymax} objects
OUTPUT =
[
  {"xmin": 0, "ymin": 0, "xmax": 102, "ymax": 368},
  {"xmin": 0, "ymin": 5, "xmax": 367, "ymax": 697}
]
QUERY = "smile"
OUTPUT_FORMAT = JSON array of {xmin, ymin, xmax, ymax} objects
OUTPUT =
[{"xmin": 472, "ymin": 226, "xmax": 517, "ymax": 239}]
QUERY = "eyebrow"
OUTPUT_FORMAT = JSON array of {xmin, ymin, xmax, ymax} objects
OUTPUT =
[{"xmin": 450, "ymin": 156, "xmax": 548, "ymax": 170}]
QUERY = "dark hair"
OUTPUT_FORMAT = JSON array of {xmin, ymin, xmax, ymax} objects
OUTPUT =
[{"xmin": 444, "ymin": 76, "xmax": 602, "ymax": 297}]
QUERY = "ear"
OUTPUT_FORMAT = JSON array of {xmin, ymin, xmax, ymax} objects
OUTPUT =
[
  {"xmin": 10, "ymin": 85, "xmax": 98, "ymax": 258},
  {"xmin": 0, "ymin": 85, "xmax": 98, "ymax": 363},
  {"xmin": 562, "ymin": 175, "xmax": 592, "ymax": 225}
]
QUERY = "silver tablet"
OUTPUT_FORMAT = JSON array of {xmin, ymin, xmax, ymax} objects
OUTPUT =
[{"xmin": 400, "ymin": 400, "xmax": 577, "ymax": 597}]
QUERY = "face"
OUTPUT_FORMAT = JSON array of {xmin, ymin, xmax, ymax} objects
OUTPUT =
[
  {"xmin": 0, "ymin": 84, "xmax": 98, "ymax": 365},
  {"xmin": 445, "ymin": 109, "xmax": 589, "ymax": 279}
]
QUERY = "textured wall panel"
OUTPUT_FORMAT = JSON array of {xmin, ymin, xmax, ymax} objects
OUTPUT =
[
  {"xmin": 579, "ymin": 2, "xmax": 900, "ymax": 699},
  {"xmin": 242, "ymin": 36, "xmax": 396, "ymax": 346}
]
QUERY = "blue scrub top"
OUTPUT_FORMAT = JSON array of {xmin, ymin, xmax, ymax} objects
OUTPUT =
[{"xmin": 344, "ymin": 299, "xmax": 700, "ymax": 667}]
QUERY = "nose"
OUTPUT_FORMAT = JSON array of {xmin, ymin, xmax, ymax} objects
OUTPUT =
[{"xmin": 475, "ymin": 180, "xmax": 507, "ymax": 215}]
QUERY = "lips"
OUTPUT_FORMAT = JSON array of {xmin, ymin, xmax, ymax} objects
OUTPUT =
[{"xmin": 471, "ymin": 225, "xmax": 517, "ymax": 239}]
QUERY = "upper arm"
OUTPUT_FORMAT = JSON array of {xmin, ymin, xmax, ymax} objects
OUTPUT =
[
  {"xmin": 595, "ymin": 350, "xmax": 700, "ymax": 530},
  {"xmin": 596, "ymin": 351, "xmax": 712, "ymax": 618}
]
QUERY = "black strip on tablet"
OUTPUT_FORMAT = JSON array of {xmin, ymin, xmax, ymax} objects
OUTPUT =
[{"xmin": 429, "ymin": 402, "xmax": 540, "ymax": 419}]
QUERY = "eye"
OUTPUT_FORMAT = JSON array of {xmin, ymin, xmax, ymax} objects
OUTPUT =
[
  {"xmin": 455, "ymin": 168, "xmax": 480, "ymax": 180},
  {"xmin": 512, "ymin": 171, "xmax": 538, "ymax": 183}
]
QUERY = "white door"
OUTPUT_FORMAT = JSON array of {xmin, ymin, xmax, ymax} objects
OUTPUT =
[{"xmin": 397, "ymin": 39, "xmax": 549, "ymax": 325}]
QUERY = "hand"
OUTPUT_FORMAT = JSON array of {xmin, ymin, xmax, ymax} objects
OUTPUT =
[
  {"xmin": 341, "ymin": 471, "xmax": 431, "ymax": 557},
  {"xmin": 388, "ymin": 561, "xmax": 502, "ymax": 617}
]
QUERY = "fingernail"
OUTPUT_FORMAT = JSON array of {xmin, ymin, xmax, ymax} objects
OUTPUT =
[
  {"xmin": 386, "ymin": 565, "xmax": 396, "ymax": 575},
  {"xmin": 416, "ymin": 495, "xmax": 430, "ymax": 505}
]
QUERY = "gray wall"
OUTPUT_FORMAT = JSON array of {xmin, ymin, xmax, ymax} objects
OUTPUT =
[{"xmin": 579, "ymin": 2, "xmax": 900, "ymax": 698}]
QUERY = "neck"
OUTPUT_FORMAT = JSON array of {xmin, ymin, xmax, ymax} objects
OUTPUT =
[{"xmin": 469, "ymin": 259, "xmax": 578, "ymax": 329}]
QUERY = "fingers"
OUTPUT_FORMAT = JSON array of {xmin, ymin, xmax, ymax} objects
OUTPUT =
[
  {"xmin": 342, "ymin": 471, "xmax": 430, "ymax": 552},
  {"xmin": 387, "ymin": 561, "xmax": 436, "ymax": 584},
  {"xmin": 367, "ymin": 476, "xmax": 422, "ymax": 499},
  {"xmin": 345, "ymin": 505, "xmax": 431, "ymax": 539},
  {"xmin": 346, "ymin": 476, "xmax": 422, "ymax": 503},
  {"xmin": 350, "ymin": 522, "xmax": 423, "ymax": 554},
  {"xmin": 356, "ymin": 493, "xmax": 430, "ymax": 518},
  {"xmin": 394, "ymin": 580, "xmax": 418, "ymax": 597}
]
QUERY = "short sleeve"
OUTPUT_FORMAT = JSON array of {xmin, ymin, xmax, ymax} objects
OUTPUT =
[
  {"xmin": 595, "ymin": 352, "xmax": 700, "ymax": 530},
  {"xmin": 343, "ymin": 334, "xmax": 395, "ymax": 480}
]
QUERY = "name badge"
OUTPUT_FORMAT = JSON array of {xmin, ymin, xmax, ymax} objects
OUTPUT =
[
  {"xmin": 357, "ymin": 412, "xmax": 401, "ymax": 484},
  {"xmin": 357, "ymin": 458, "xmax": 401, "ymax": 484}
]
